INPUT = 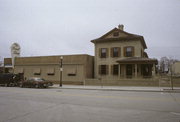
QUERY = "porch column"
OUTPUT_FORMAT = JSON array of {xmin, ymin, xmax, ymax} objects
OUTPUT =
[
  {"xmin": 152, "ymin": 63, "xmax": 155, "ymax": 77},
  {"xmin": 135, "ymin": 64, "xmax": 138, "ymax": 78},
  {"xmin": 118, "ymin": 64, "xmax": 121, "ymax": 78}
]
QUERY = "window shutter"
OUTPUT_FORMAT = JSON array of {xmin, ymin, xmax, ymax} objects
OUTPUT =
[
  {"xmin": 132, "ymin": 47, "xmax": 135, "ymax": 57},
  {"xmin": 118, "ymin": 47, "xmax": 121, "ymax": 57},
  {"xmin": 99, "ymin": 48, "xmax": 101, "ymax": 58},
  {"xmin": 111, "ymin": 48, "xmax": 113, "ymax": 57},
  {"xmin": 124, "ymin": 47, "xmax": 126, "ymax": 57},
  {"xmin": 98, "ymin": 65, "xmax": 101, "ymax": 75},
  {"xmin": 106, "ymin": 65, "xmax": 109, "ymax": 75},
  {"xmin": 106, "ymin": 48, "xmax": 109, "ymax": 58}
]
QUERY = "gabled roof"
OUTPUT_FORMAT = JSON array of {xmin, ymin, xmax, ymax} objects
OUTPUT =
[{"xmin": 91, "ymin": 27, "xmax": 147, "ymax": 49}]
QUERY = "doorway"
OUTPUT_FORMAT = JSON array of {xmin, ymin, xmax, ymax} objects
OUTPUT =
[
  {"xmin": 126, "ymin": 64, "xmax": 132, "ymax": 78},
  {"xmin": 141, "ymin": 64, "xmax": 152, "ymax": 78}
]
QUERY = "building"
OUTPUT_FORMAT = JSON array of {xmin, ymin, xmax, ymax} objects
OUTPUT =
[
  {"xmin": 91, "ymin": 25, "xmax": 158, "ymax": 80},
  {"xmin": 4, "ymin": 58, "xmax": 13, "ymax": 73},
  {"xmin": 14, "ymin": 54, "xmax": 94, "ymax": 84},
  {"xmin": 4, "ymin": 25, "xmax": 160, "ymax": 85},
  {"xmin": 172, "ymin": 62, "xmax": 180, "ymax": 75}
]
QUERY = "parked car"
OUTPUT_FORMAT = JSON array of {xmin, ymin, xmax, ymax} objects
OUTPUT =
[
  {"xmin": 0, "ymin": 73, "xmax": 23, "ymax": 87},
  {"xmin": 20, "ymin": 77, "xmax": 53, "ymax": 88}
]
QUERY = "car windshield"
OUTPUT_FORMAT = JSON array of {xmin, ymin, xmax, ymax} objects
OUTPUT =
[
  {"xmin": 28, "ymin": 78, "xmax": 45, "ymax": 82},
  {"xmin": 35, "ymin": 78, "xmax": 45, "ymax": 81}
]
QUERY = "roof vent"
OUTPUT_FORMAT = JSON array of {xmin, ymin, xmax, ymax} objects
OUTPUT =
[{"xmin": 118, "ymin": 24, "xmax": 124, "ymax": 30}]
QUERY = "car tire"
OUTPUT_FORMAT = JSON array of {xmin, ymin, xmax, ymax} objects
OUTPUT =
[
  {"xmin": 35, "ymin": 84, "xmax": 39, "ymax": 88},
  {"xmin": 20, "ymin": 84, "xmax": 23, "ymax": 88}
]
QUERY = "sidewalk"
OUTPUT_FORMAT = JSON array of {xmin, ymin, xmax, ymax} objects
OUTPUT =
[{"xmin": 52, "ymin": 84, "xmax": 180, "ymax": 93}]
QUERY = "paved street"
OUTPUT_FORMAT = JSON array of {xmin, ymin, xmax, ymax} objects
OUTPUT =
[{"xmin": 0, "ymin": 87, "xmax": 180, "ymax": 122}]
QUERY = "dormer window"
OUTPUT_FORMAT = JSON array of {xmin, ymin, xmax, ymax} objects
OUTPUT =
[{"xmin": 113, "ymin": 32, "xmax": 119, "ymax": 37}]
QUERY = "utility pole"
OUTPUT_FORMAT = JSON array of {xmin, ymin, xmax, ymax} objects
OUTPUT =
[{"xmin": 59, "ymin": 56, "xmax": 63, "ymax": 87}]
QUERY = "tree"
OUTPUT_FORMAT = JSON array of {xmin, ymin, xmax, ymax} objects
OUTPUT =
[
  {"xmin": 0, "ymin": 56, "xmax": 3, "ymax": 67},
  {"xmin": 159, "ymin": 57, "xmax": 178, "ymax": 74},
  {"xmin": 159, "ymin": 57, "xmax": 169, "ymax": 73},
  {"xmin": 0, "ymin": 56, "xmax": 3, "ymax": 73}
]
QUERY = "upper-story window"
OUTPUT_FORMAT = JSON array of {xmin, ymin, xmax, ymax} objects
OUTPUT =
[
  {"xmin": 111, "ymin": 47, "xmax": 120, "ymax": 57},
  {"xmin": 124, "ymin": 46, "xmax": 134, "ymax": 57},
  {"xmin": 113, "ymin": 32, "xmax": 119, "ymax": 37},
  {"xmin": 100, "ymin": 48, "xmax": 108, "ymax": 58}
]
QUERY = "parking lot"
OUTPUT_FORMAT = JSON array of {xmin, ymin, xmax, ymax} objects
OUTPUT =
[{"xmin": 0, "ymin": 86, "xmax": 180, "ymax": 122}]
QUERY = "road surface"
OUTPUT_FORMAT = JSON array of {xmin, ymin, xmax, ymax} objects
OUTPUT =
[{"xmin": 0, "ymin": 87, "xmax": 180, "ymax": 122}]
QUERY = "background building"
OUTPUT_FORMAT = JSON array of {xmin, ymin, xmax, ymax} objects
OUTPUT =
[
  {"xmin": 172, "ymin": 62, "xmax": 180, "ymax": 75},
  {"xmin": 4, "ymin": 58, "xmax": 13, "ymax": 73}
]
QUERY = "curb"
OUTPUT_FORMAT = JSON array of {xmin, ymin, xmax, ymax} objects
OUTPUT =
[{"xmin": 52, "ymin": 87, "xmax": 180, "ymax": 93}]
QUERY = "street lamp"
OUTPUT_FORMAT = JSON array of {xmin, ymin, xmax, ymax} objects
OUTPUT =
[{"xmin": 59, "ymin": 56, "xmax": 63, "ymax": 87}]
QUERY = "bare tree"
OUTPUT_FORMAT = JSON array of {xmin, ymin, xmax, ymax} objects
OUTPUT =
[
  {"xmin": 159, "ymin": 57, "xmax": 178, "ymax": 74},
  {"xmin": 0, "ymin": 56, "xmax": 3, "ymax": 67},
  {"xmin": 0, "ymin": 56, "xmax": 3, "ymax": 73},
  {"xmin": 159, "ymin": 57, "xmax": 169, "ymax": 73}
]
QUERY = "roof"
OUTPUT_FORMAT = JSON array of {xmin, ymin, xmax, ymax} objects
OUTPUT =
[
  {"xmin": 14, "ymin": 54, "xmax": 94, "ymax": 66},
  {"xmin": 91, "ymin": 27, "xmax": 147, "ymax": 49},
  {"xmin": 117, "ymin": 57, "xmax": 158, "ymax": 64}
]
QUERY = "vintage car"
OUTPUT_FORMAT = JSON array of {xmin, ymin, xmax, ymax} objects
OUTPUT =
[
  {"xmin": 0, "ymin": 73, "xmax": 23, "ymax": 87},
  {"xmin": 20, "ymin": 77, "xmax": 53, "ymax": 88}
]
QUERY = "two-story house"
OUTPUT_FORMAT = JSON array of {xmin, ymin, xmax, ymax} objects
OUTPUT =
[{"xmin": 91, "ymin": 25, "xmax": 158, "ymax": 80}]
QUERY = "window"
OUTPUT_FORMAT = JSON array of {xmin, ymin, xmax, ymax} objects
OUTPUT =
[
  {"xmin": 113, "ymin": 32, "xmax": 119, "ymax": 37},
  {"xmin": 67, "ymin": 68, "xmax": 76, "ymax": 76},
  {"xmin": 112, "ymin": 65, "xmax": 119, "ymax": 75},
  {"xmin": 47, "ymin": 68, "xmax": 55, "ymax": 75},
  {"xmin": 111, "ymin": 47, "xmax": 120, "ymax": 57},
  {"xmin": 34, "ymin": 73, "xmax": 40, "ymax": 75},
  {"xmin": 124, "ymin": 46, "xmax": 134, "ymax": 57},
  {"xmin": 68, "ymin": 74, "xmax": 76, "ymax": 76},
  {"xmin": 33, "ymin": 68, "xmax": 41, "ymax": 75},
  {"xmin": 99, "ymin": 65, "xmax": 108, "ymax": 75},
  {"xmin": 100, "ymin": 48, "xmax": 108, "ymax": 58}
]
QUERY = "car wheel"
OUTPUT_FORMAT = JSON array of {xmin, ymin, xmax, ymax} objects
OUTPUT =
[
  {"xmin": 20, "ymin": 84, "xmax": 23, "ymax": 88},
  {"xmin": 35, "ymin": 84, "xmax": 39, "ymax": 88}
]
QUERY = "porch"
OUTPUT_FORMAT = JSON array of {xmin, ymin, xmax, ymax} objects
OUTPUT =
[{"xmin": 117, "ymin": 57, "xmax": 158, "ymax": 79}]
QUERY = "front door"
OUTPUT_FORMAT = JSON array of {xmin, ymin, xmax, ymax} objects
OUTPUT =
[
  {"xmin": 141, "ymin": 64, "xmax": 152, "ymax": 78},
  {"xmin": 126, "ymin": 64, "xmax": 132, "ymax": 78}
]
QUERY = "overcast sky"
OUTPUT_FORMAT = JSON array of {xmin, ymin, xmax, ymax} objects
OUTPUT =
[{"xmin": 0, "ymin": 0, "xmax": 180, "ymax": 61}]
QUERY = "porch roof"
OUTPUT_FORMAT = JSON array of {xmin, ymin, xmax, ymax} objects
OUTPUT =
[{"xmin": 117, "ymin": 57, "xmax": 158, "ymax": 64}]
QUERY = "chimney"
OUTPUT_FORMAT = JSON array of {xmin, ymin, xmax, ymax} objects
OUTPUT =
[{"xmin": 118, "ymin": 24, "xmax": 124, "ymax": 30}]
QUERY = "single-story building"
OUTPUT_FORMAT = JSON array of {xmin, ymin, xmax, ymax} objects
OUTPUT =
[{"xmin": 14, "ymin": 54, "xmax": 94, "ymax": 85}]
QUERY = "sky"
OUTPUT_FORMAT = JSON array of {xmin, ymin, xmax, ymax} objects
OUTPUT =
[{"xmin": 0, "ymin": 0, "xmax": 180, "ymax": 61}]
